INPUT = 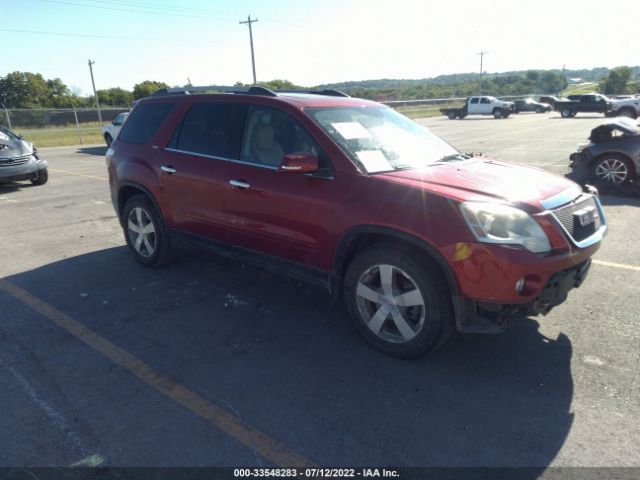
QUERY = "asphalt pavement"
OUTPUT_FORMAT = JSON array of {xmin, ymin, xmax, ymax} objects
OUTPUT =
[{"xmin": 0, "ymin": 113, "xmax": 638, "ymax": 472}]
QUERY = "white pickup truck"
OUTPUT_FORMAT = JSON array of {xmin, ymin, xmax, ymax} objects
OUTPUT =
[
  {"xmin": 102, "ymin": 112, "xmax": 129, "ymax": 146},
  {"xmin": 609, "ymin": 96, "xmax": 640, "ymax": 119},
  {"xmin": 440, "ymin": 96, "xmax": 515, "ymax": 119}
]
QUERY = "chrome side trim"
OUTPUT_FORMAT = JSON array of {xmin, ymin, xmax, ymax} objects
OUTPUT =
[
  {"xmin": 163, "ymin": 148, "xmax": 278, "ymax": 171},
  {"xmin": 540, "ymin": 184, "xmax": 582, "ymax": 210}
]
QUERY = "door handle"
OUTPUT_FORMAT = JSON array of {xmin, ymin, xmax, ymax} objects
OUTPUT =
[
  {"xmin": 229, "ymin": 179, "xmax": 251, "ymax": 189},
  {"xmin": 161, "ymin": 165, "xmax": 176, "ymax": 174}
]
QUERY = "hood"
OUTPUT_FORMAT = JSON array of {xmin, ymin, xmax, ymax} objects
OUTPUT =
[
  {"xmin": 0, "ymin": 130, "xmax": 33, "ymax": 160},
  {"xmin": 377, "ymin": 157, "xmax": 579, "ymax": 212},
  {"xmin": 589, "ymin": 117, "xmax": 638, "ymax": 140}
]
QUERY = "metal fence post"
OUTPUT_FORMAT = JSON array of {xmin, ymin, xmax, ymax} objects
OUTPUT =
[
  {"xmin": 1, "ymin": 103, "xmax": 12, "ymax": 130},
  {"xmin": 71, "ymin": 104, "xmax": 83, "ymax": 145}
]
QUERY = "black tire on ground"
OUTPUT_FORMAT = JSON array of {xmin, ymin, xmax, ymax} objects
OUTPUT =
[
  {"xmin": 618, "ymin": 108, "xmax": 638, "ymax": 119},
  {"xmin": 122, "ymin": 194, "xmax": 173, "ymax": 267},
  {"xmin": 30, "ymin": 167, "xmax": 48, "ymax": 185},
  {"xmin": 591, "ymin": 154, "xmax": 635, "ymax": 186},
  {"xmin": 493, "ymin": 109, "xmax": 503, "ymax": 119},
  {"xmin": 561, "ymin": 108, "xmax": 573, "ymax": 118},
  {"xmin": 536, "ymin": 107, "xmax": 544, "ymax": 113},
  {"xmin": 343, "ymin": 244, "xmax": 454, "ymax": 358},
  {"xmin": 104, "ymin": 133, "xmax": 113, "ymax": 146},
  {"xmin": 503, "ymin": 113, "xmax": 510, "ymax": 118},
  {"xmin": 447, "ymin": 112, "xmax": 456, "ymax": 120}
]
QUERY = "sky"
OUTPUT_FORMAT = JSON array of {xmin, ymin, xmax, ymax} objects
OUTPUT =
[{"xmin": 2, "ymin": 0, "xmax": 639, "ymax": 95}]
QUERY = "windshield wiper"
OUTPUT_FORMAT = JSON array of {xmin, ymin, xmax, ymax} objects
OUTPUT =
[{"xmin": 436, "ymin": 153, "xmax": 468, "ymax": 163}]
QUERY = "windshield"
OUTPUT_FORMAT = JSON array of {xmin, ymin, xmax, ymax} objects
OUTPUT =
[
  {"xmin": 0, "ymin": 127, "xmax": 19, "ymax": 142},
  {"xmin": 305, "ymin": 106, "xmax": 459, "ymax": 173}
]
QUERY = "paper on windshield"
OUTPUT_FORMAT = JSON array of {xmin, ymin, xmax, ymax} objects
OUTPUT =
[
  {"xmin": 356, "ymin": 150, "xmax": 392, "ymax": 173},
  {"xmin": 331, "ymin": 122, "xmax": 371, "ymax": 140}
]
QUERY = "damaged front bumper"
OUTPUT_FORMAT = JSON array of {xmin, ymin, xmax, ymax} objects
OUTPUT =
[
  {"xmin": 456, "ymin": 260, "xmax": 592, "ymax": 334},
  {"xmin": 0, "ymin": 158, "xmax": 48, "ymax": 182}
]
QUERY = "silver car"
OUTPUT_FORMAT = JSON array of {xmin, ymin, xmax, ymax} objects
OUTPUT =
[
  {"xmin": 569, "ymin": 118, "xmax": 640, "ymax": 187},
  {"xmin": 0, "ymin": 127, "xmax": 48, "ymax": 185}
]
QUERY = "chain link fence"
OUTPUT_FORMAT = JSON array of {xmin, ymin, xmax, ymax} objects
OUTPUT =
[{"xmin": 0, "ymin": 106, "xmax": 129, "ymax": 147}]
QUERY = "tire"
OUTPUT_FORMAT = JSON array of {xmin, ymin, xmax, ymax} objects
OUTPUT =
[
  {"xmin": 30, "ymin": 167, "xmax": 48, "ymax": 186},
  {"xmin": 561, "ymin": 108, "xmax": 573, "ymax": 118},
  {"xmin": 503, "ymin": 112, "xmax": 510, "ymax": 118},
  {"xmin": 343, "ymin": 245, "xmax": 454, "ymax": 358},
  {"xmin": 447, "ymin": 112, "xmax": 456, "ymax": 120},
  {"xmin": 618, "ymin": 108, "xmax": 638, "ymax": 119},
  {"xmin": 592, "ymin": 154, "xmax": 635, "ymax": 185},
  {"xmin": 536, "ymin": 107, "xmax": 544, "ymax": 113},
  {"xmin": 104, "ymin": 133, "xmax": 113, "ymax": 146},
  {"xmin": 122, "ymin": 195, "xmax": 173, "ymax": 267},
  {"xmin": 493, "ymin": 109, "xmax": 503, "ymax": 119}
]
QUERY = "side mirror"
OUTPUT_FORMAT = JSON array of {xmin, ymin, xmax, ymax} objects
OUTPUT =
[
  {"xmin": 278, "ymin": 152, "xmax": 318, "ymax": 173},
  {"xmin": 112, "ymin": 121, "xmax": 121, "ymax": 126}
]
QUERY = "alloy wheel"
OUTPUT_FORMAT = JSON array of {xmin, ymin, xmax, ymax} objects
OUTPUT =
[
  {"xmin": 595, "ymin": 158, "xmax": 629, "ymax": 184},
  {"xmin": 127, "ymin": 207, "xmax": 157, "ymax": 257},
  {"xmin": 355, "ymin": 264, "xmax": 426, "ymax": 343}
]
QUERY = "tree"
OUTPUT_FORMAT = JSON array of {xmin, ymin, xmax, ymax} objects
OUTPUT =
[
  {"xmin": 600, "ymin": 66, "xmax": 633, "ymax": 95},
  {"xmin": 0, "ymin": 71, "xmax": 50, "ymax": 107},
  {"xmin": 98, "ymin": 87, "xmax": 133, "ymax": 106},
  {"xmin": 133, "ymin": 80, "xmax": 169, "ymax": 100}
]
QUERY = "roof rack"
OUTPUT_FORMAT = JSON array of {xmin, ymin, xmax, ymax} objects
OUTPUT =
[{"xmin": 150, "ymin": 85, "xmax": 349, "ymax": 98}]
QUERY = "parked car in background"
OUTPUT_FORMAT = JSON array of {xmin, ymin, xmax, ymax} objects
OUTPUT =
[
  {"xmin": 554, "ymin": 94, "xmax": 613, "ymax": 118},
  {"xmin": 513, "ymin": 98, "xmax": 552, "ymax": 113},
  {"xmin": 569, "ymin": 118, "xmax": 640, "ymax": 186},
  {"xmin": 539, "ymin": 95, "xmax": 564, "ymax": 108},
  {"xmin": 102, "ymin": 112, "xmax": 129, "ymax": 146},
  {"xmin": 607, "ymin": 96, "xmax": 640, "ymax": 119},
  {"xmin": 440, "ymin": 96, "xmax": 515, "ymax": 119},
  {"xmin": 107, "ymin": 86, "xmax": 606, "ymax": 357},
  {"xmin": 0, "ymin": 126, "xmax": 48, "ymax": 186}
]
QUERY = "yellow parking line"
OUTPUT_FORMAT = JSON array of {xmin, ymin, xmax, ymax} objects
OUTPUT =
[
  {"xmin": 0, "ymin": 278, "xmax": 316, "ymax": 468},
  {"xmin": 593, "ymin": 259, "xmax": 640, "ymax": 272},
  {"xmin": 49, "ymin": 168, "xmax": 107, "ymax": 182}
]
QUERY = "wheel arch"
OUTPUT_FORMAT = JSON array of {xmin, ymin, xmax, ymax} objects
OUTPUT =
[
  {"xmin": 332, "ymin": 226, "xmax": 460, "ymax": 299},
  {"xmin": 117, "ymin": 182, "xmax": 164, "ymax": 225}
]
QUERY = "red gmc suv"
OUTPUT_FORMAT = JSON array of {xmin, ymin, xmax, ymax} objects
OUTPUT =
[{"xmin": 106, "ymin": 86, "xmax": 607, "ymax": 357}]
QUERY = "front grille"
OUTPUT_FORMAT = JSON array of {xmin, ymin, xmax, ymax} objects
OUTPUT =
[
  {"xmin": 551, "ymin": 195, "xmax": 601, "ymax": 242},
  {"xmin": 0, "ymin": 156, "xmax": 30, "ymax": 167}
]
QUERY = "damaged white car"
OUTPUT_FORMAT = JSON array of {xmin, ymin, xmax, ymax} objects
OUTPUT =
[{"xmin": 0, "ymin": 127, "xmax": 48, "ymax": 186}]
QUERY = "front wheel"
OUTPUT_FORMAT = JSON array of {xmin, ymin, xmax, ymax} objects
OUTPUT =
[
  {"xmin": 343, "ymin": 245, "xmax": 454, "ymax": 357},
  {"xmin": 122, "ymin": 195, "xmax": 173, "ymax": 266},
  {"xmin": 104, "ymin": 133, "xmax": 113, "ymax": 146},
  {"xmin": 592, "ymin": 154, "xmax": 634, "ymax": 185},
  {"xmin": 30, "ymin": 167, "xmax": 48, "ymax": 185},
  {"xmin": 493, "ymin": 109, "xmax": 503, "ymax": 119}
]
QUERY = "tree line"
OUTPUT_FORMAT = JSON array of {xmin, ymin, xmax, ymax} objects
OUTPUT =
[{"xmin": 1, "ymin": 67, "xmax": 638, "ymax": 109}]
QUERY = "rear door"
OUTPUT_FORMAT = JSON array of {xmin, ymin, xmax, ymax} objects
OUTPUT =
[
  {"xmin": 156, "ymin": 101, "xmax": 247, "ymax": 242},
  {"xmin": 467, "ymin": 97, "xmax": 480, "ymax": 114}
]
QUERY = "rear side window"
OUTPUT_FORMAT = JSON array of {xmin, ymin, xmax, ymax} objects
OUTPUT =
[
  {"xmin": 169, "ymin": 102, "xmax": 247, "ymax": 159},
  {"xmin": 470, "ymin": 98, "xmax": 479, "ymax": 104},
  {"xmin": 119, "ymin": 102, "xmax": 174, "ymax": 144}
]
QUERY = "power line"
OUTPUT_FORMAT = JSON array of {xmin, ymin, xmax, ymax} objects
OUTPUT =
[
  {"xmin": 239, "ymin": 15, "xmax": 259, "ymax": 85},
  {"xmin": 0, "ymin": 28, "xmax": 237, "ymax": 44},
  {"xmin": 37, "ymin": 0, "xmax": 216, "ymax": 18},
  {"xmin": 81, "ymin": 0, "xmax": 238, "ymax": 16}
]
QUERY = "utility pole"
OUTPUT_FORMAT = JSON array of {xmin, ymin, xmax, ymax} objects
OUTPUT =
[
  {"xmin": 476, "ymin": 50, "xmax": 488, "ymax": 95},
  {"xmin": 88, "ymin": 59, "xmax": 102, "ymax": 123},
  {"xmin": 239, "ymin": 15, "xmax": 258, "ymax": 84}
]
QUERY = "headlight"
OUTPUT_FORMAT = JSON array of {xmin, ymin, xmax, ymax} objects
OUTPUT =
[{"xmin": 460, "ymin": 202, "xmax": 551, "ymax": 253}]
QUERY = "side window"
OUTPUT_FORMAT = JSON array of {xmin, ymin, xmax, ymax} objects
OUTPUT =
[
  {"xmin": 480, "ymin": 97, "xmax": 490, "ymax": 104},
  {"xmin": 172, "ymin": 102, "xmax": 246, "ymax": 159},
  {"xmin": 241, "ymin": 105, "xmax": 332, "ymax": 173},
  {"xmin": 119, "ymin": 102, "xmax": 174, "ymax": 144},
  {"xmin": 470, "ymin": 98, "xmax": 479, "ymax": 104},
  {"xmin": 114, "ymin": 113, "xmax": 126, "ymax": 125}
]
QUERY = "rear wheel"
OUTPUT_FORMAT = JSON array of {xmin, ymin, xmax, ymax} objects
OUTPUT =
[
  {"xmin": 592, "ymin": 154, "xmax": 634, "ymax": 185},
  {"xmin": 122, "ymin": 195, "xmax": 173, "ymax": 266},
  {"xmin": 447, "ymin": 111, "xmax": 456, "ymax": 120},
  {"xmin": 536, "ymin": 107, "xmax": 544, "ymax": 113},
  {"xmin": 343, "ymin": 245, "xmax": 454, "ymax": 357},
  {"xmin": 30, "ymin": 167, "xmax": 48, "ymax": 185},
  {"xmin": 561, "ymin": 108, "xmax": 573, "ymax": 118}
]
